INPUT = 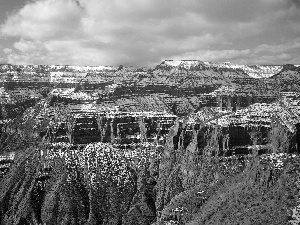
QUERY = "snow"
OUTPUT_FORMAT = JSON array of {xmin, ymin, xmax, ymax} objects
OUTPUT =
[{"xmin": 164, "ymin": 60, "xmax": 182, "ymax": 67}]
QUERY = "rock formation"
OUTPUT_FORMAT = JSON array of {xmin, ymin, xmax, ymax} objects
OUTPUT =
[{"xmin": 0, "ymin": 61, "xmax": 300, "ymax": 225}]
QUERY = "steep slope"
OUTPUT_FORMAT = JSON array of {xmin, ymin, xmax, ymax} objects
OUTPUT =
[
  {"xmin": 271, "ymin": 64, "xmax": 300, "ymax": 92},
  {"xmin": 156, "ymin": 153, "xmax": 300, "ymax": 225},
  {"xmin": 152, "ymin": 104, "xmax": 300, "ymax": 224}
]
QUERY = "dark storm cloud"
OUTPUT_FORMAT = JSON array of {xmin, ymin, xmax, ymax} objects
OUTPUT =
[
  {"xmin": 0, "ymin": 0, "xmax": 299, "ymax": 66},
  {"xmin": 288, "ymin": 0, "xmax": 300, "ymax": 8}
]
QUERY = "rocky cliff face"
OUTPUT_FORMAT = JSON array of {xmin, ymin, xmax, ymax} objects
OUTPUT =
[
  {"xmin": 152, "ymin": 105, "xmax": 300, "ymax": 224},
  {"xmin": 0, "ymin": 97, "xmax": 163, "ymax": 224},
  {"xmin": 1, "ymin": 95, "xmax": 300, "ymax": 225},
  {"xmin": 1, "ymin": 61, "xmax": 300, "ymax": 225}
]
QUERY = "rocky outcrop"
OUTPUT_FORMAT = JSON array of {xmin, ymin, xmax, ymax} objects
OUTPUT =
[
  {"xmin": 152, "ymin": 116, "xmax": 300, "ymax": 224},
  {"xmin": 34, "ymin": 93, "xmax": 177, "ymax": 145},
  {"xmin": 0, "ymin": 153, "xmax": 14, "ymax": 179}
]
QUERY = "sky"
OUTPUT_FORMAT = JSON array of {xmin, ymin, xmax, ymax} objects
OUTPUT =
[{"xmin": 0, "ymin": 0, "xmax": 300, "ymax": 66}]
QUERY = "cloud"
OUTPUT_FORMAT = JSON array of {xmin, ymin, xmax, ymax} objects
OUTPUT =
[
  {"xmin": 174, "ymin": 39, "xmax": 300, "ymax": 65},
  {"xmin": 1, "ymin": 0, "xmax": 84, "ymax": 40},
  {"xmin": 0, "ymin": 0, "xmax": 300, "ymax": 66},
  {"xmin": 3, "ymin": 48, "xmax": 12, "ymax": 54}
]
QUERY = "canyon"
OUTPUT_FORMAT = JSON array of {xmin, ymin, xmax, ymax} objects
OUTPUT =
[{"xmin": 0, "ymin": 60, "xmax": 300, "ymax": 225}]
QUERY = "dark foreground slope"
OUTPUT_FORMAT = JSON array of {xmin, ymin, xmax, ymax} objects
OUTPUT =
[{"xmin": 0, "ymin": 142, "xmax": 161, "ymax": 225}]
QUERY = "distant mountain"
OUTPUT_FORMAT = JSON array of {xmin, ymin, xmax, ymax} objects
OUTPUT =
[
  {"xmin": 0, "ymin": 60, "xmax": 297, "ymax": 82},
  {"xmin": 0, "ymin": 60, "xmax": 298, "ymax": 127},
  {"xmin": 157, "ymin": 60, "xmax": 283, "ymax": 78}
]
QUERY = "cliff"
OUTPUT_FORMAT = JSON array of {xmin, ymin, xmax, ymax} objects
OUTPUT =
[
  {"xmin": 0, "ymin": 61, "xmax": 300, "ymax": 225},
  {"xmin": 152, "ymin": 109, "xmax": 300, "ymax": 224}
]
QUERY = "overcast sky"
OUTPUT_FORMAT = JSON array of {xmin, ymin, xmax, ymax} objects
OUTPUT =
[{"xmin": 0, "ymin": 0, "xmax": 300, "ymax": 66}]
